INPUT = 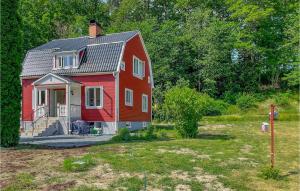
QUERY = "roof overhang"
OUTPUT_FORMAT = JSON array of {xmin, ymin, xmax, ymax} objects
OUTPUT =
[{"xmin": 32, "ymin": 73, "xmax": 81, "ymax": 86}]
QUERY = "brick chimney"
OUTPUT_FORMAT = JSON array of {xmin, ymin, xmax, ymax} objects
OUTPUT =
[{"xmin": 89, "ymin": 20, "xmax": 102, "ymax": 37}]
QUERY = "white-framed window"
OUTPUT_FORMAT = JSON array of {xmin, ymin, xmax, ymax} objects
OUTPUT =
[
  {"xmin": 133, "ymin": 56, "xmax": 145, "ymax": 78},
  {"xmin": 142, "ymin": 94, "xmax": 148, "ymax": 112},
  {"xmin": 142, "ymin": 122, "xmax": 147, "ymax": 128},
  {"xmin": 121, "ymin": 61, "xmax": 125, "ymax": 71},
  {"xmin": 37, "ymin": 89, "xmax": 47, "ymax": 106},
  {"xmin": 55, "ymin": 54, "xmax": 75, "ymax": 69},
  {"xmin": 125, "ymin": 88, "xmax": 133, "ymax": 106},
  {"xmin": 126, "ymin": 122, "xmax": 132, "ymax": 128},
  {"xmin": 85, "ymin": 86, "xmax": 103, "ymax": 108}
]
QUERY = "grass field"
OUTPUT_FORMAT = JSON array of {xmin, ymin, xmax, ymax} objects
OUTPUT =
[{"xmin": 0, "ymin": 99, "xmax": 299, "ymax": 190}]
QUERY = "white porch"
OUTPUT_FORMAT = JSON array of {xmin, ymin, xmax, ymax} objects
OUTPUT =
[{"xmin": 32, "ymin": 73, "xmax": 81, "ymax": 133}]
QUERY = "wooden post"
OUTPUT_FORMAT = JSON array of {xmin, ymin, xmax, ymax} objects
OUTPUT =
[{"xmin": 270, "ymin": 104, "xmax": 275, "ymax": 168}]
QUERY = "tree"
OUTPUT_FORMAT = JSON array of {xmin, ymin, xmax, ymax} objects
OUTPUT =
[
  {"xmin": 164, "ymin": 86, "xmax": 203, "ymax": 138},
  {"xmin": 1, "ymin": 0, "xmax": 23, "ymax": 146}
]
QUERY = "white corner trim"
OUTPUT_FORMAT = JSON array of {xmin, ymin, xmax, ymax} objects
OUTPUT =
[{"xmin": 116, "ymin": 43, "xmax": 126, "ymax": 73}]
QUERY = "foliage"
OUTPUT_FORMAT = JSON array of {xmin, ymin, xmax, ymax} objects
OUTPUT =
[
  {"xmin": 144, "ymin": 125, "xmax": 157, "ymax": 140},
  {"xmin": 164, "ymin": 87, "xmax": 203, "ymax": 138},
  {"xmin": 236, "ymin": 94, "xmax": 257, "ymax": 110},
  {"xmin": 199, "ymin": 94, "xmax": 229, "ymax": 116},
  {"xmin": 274, "ymin": 92, "xmax": 291, "ymax": 106},
  {"xmin": 63, "ymin": 154, "xmax": 96, "ymax": 172},
  {"xmin": 1, "ymin": 0, "xmax": 23, "ymax": 147},
  {"xmin": 2, "ymin": 173, "xmax": 36, "ymax": 191},
  {"xmin": 260, "ymin": 166, "xmax": 281, "ymax": 180},
  {"xmin": 112, "ymin": 128, "xmax": 132, "ymax": 142}
]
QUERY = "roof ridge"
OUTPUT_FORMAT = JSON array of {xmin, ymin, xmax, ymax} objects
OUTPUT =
[
  {"xmin": 50, "ymin": 30, "xmax": 139, "ymax": 41},
  {"xmin": 87, "ymin": 41, "xmax": 124, "ymax": 47}
]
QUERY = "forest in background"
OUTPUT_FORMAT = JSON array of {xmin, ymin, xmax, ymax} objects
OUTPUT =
[{"xmin": 19, "ymin": 0, "xmax": 299, "ymax": 94}]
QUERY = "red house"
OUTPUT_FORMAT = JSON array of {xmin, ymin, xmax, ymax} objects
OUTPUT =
[{"xmin": 21, "ymin": 20, "xmax": 153, "ymax": 136}]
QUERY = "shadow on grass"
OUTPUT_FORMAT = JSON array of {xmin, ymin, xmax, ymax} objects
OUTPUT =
[
  {"xmin": 197, "ymin": 133, "xmax": 235, "ymax": 140},
  {"xmin": 281, "ymin": 169, "xmax": 300, "ymax": 178}
]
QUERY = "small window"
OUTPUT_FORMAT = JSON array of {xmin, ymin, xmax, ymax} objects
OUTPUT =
[
  {"xmin": 133, "ymin": 56, "xmax": 144, "ymax": 78},
  {"xmin": 37, "ymin": 89, "xmax": 46, "ymax": 105},
  {"xmin": 86, "ymin": 87, "xmax": 103, "ymax": 108},
  {"xmin": 143, "ymin": 122, "xmax": 147, "ymax": 128},
  {"xmin": 126, "ymin": 122, "xmax": 131, "ymax": 128},
  {"xmin": 142, "ymin": 94, "xmax": 148, "ymax": 112},
  {"xmin": 125, "ymin": 88, "xmax": 133, "ymax": 106},
  {"xmin": 56, "ymin": 54, "xmax": 74, "ymax": 69},
  {"xmin": 121, "ymin": 61, "xmax": 125, "ymax": 71}
]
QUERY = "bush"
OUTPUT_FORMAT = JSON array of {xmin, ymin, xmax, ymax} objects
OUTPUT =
[
  {"xmin": 260, "ymin": 166, "xmax": 281, "ymax": 180},
  {"xmin": 222, "ymin": 91, "xmax": 238, "ymax": 104},
  {"xmin": 274, "ymin": 92, "xmax": 291, "ymax": 106},
  {"xmin": 63, "ymin": 155, "xmax": 96, "ymax": 172},
  {"xmin": 144, "ymin": 125, "xmax": 157, "ymax": 140},
  {"xmin": 112, "ymin": 128, "xmax": 131, "ymax": 142},
  {"xmin": 164, "ymin": 87, "xmax": 203, "ymax": 138},
  {"xmin": 236, "ymin": 93, "xmax": 257, "ymax": 110},
  {"xmin": 199, "ymin": 95, "xmax": 228, "ymax": 116}
]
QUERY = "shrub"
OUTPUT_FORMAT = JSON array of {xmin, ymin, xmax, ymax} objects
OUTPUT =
[
  {"xmin": 164, "ymin": 87, "xmax": 203, "ymax": 138},
  {"xmin": 274, "ymin": 92, "xmax": 291, "ymax": 106},
  {"xmin": 260, "ymin": 166, "xmax": 281, "ymax": 180},
  {"xmin": 63, "ymin": 155, "xmax": 96, "ymax": 172},
  {"xmin": 144, "ymin": 125, "xmax": 157, "ymax": 140},
  {"xmin": 112, "ymin": 128, "xmax": 132, "ymax": 142},
  {"xmin": 199, "ymin": 95, "xmax": 228, "ymax": 116},
  {"xmin": 222, "ymin": 91, "xmax": 238, "ymax": 104},
  {"xmin": 236, "ymin": 93, "xmax": 257, "ymax": 110}
]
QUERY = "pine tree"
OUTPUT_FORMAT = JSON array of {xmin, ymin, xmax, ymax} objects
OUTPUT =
[{"xmin": 1, "ymin": 0, "xmax": 23, "ymax": 147}]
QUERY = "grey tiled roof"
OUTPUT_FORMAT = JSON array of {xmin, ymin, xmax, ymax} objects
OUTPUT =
[{"xmin": 21, "ymin": 31, "xmax": 138, "ymax": 77}]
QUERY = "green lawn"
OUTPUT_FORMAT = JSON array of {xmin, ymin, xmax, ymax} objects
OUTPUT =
[{"xmin": 1, "ymin": 103, "xmax": 299, "ymax": 190}]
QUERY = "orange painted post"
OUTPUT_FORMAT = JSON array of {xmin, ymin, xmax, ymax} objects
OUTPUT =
[{"xmin": 270, "ymin": 104, "xmax": 275, "ymax": 168}]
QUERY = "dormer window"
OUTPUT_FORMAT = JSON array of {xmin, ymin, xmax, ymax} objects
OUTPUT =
[{"xmin": 57, "ymin": 55, "xmax": 74, "ymax": 69}]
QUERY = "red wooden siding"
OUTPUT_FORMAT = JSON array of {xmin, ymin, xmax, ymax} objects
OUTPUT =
[
  {"xmin": 71, "ymin": 74, "xmax": 115, "ymax": 122},
  {"xmin": 22, "ymin": 78, "xmax": 37, "ymax": 121},
  {"xmin": 119, "ymin": 35, "xmax": 152, "ymax": 121}
]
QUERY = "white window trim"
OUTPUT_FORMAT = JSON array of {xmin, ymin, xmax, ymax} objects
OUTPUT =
[
  {"xmin": 142, "ymin": 122, "xmax": 147, "ymax": 128},
  {"xmin": 37, "ymin": 89, "xmax": 47, "ymax": 106},
  {"xmin": 126, "ymin": 122, "xmax": 132, "ymax": 128},
  {"xmin": 132, "ymin": 55, "xmax": 145, "ymax": 79},
  {"xmin": 142, "ymin": 94, "xmax": 148, "ymax": 112},
  {"xmin": 125, "ymin": 88, "xmax": 133, "ymax": 106},
  {"xmin": 85, "ymin": 86, "xmax": 104, "ymax": 109},
  {"xmin": 121, "ymin": 61, "xmax": 126, "ymax": 71},
  {"xmin": 53, "ymin": 53, "xmax": 76, "ymax": 70}
]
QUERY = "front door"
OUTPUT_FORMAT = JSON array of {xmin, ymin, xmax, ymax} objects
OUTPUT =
[{"xmin": 54, "ymin": 90, "xmax": 66, "ymax": 116}]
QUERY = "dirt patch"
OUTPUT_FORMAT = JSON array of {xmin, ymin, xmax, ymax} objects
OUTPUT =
[
  {"xmin": 171, "ymin": 170, "xmax": 190, "ymax": 181},
  {"xmin": 42, "ymin": 180, "xmax": 76, "ymax": 191},
  {"xmin": 175, "ymin": 184, "xmax": 191, "ymax": 191}
]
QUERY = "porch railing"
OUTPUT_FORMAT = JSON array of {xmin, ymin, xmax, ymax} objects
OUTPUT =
[
  {"xmin": 70, "ymin": 104, "xmax": 81, "ymax": 118},
  {"xmin": 57, "ymin": 104, "xmax": 67, "ymax": 117}
]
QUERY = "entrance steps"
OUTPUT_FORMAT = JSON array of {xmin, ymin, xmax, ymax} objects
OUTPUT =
[{"xmin": 22, "ymin": 117, "xmax": 64, "ymax": 137}]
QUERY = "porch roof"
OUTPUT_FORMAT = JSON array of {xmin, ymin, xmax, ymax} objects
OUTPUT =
[{"xmin": 32, "ymin": 73, "xmax": 81, "ymax": 86}]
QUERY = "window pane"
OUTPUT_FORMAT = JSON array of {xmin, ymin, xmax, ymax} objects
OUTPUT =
[
  {"xmin": 134, "ymin": 59, "xmax": 139, "ymax": 74},
  {"xmin": 138, "ymin": 62, "xmax": 143, "ymax": 76},
  {"xmin": 41, "ymin": 90, "xmax": 46, "ymax": 105},
  {"xmin": 88, "ymin": 88, "xmax": 94, "ymax": 106},
  {"xmin": 96, "ymin": 88, "xmax": 101, "ymax": 106},
  {"xmin": 69, "ymin": 56, "xmax": 73, "ymax": 67}
]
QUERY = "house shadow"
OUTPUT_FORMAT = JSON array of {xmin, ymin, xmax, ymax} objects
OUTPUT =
[{"xmin": 196, "ymin": 133, "xmax": 235, "ymax": 140}]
